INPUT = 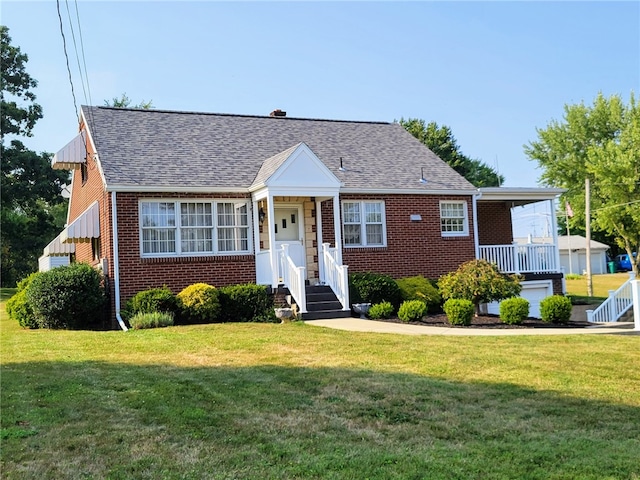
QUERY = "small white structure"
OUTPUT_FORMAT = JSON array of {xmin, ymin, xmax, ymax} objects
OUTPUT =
[
  {"xmin": 38, "ymin": 254, "xmax": 70, "ymax": 272},
  {"xmin": 514, "ymin": 235, "xmax": 610, "ymax": 275}
]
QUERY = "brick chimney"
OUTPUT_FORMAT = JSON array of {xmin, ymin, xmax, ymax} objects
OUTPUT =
[{"xmin": 270, "ymin": 109, "xmax": 286, "ymax": 117}]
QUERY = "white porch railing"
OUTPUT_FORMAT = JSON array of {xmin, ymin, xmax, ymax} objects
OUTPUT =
[
  {"xmin": 587, "ymin": 272, "xmax": 636, "ymax": 323},
  {"xmin": 321, "ymin": 243, "xmax": 350, "ymax": 310},
  {"xmin": 479, "ymin": 244, "xmax": 558, "ymax": 274},
  {"xmin": 278, "ymin": 244, "xmax": 307, "ymax": 314}
]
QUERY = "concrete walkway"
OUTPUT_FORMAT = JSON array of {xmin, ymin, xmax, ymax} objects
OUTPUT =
[{"xmin": 305, "ymin": 318, "xmax": 638, "ymax": 336}]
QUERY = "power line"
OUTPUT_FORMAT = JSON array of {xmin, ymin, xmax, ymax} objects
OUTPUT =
[
  {"xmin": 63, "ymin": 0, "xmax": 88, "ymax": 104},
  {"xmin": 73, "ymin": 0, "xmax": 93, "ymax": 108},
  {"xmin": 56, "ymin": 0, "xmax": 79, "ymax": 124}
]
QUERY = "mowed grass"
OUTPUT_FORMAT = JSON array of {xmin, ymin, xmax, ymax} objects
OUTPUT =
[
  {"xmin": 1, "ymin": 289, "xmax": 639, "ymax": 479},
  {"xmin": 565, "ymin": 272, "xmax": 633, "ymax": 300}
]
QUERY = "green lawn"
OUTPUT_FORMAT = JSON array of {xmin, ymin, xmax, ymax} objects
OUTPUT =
[
  {"xmin": 565, "ymin": 272, "xmax": 632, "ymax": 300},
  {"xmin": 2, "ymin": 289, "xmax": 639, "ymax": 479}
]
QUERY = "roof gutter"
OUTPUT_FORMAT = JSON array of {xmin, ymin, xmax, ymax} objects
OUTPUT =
[{"xmin": 111, "ymin": 191, "xmax": 128, "ymax": 331}]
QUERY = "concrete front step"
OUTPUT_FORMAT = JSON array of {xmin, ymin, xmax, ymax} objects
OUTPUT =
[{"xmin": 306, "ymin": 300, "xmax": 344, "ymax": 312}]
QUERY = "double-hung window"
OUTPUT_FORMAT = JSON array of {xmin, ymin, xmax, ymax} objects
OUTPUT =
[
  {"xmin": 440, "ymin": 201, "xmax": 468, "ymax": 236},
  {"xmin": 342, "ymin": 200, "xmax": 386, "ymax": 247},
  {"xmin": 140, "ymin": 200, "xmax": 250, "ymax": 256}
]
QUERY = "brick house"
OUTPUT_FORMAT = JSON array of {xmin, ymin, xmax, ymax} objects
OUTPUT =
[{"xmin": 41, "ymin": 106, "xmax": 565, "ymax": 327}]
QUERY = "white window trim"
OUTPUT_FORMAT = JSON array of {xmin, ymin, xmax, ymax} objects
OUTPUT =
[
  {"xmin": 139, "ymin": 199, "xmax": 252, "ymax": 258},
  {"xmin": 440, "ymin": 200, "xmax": 469, "ymax": 237},
  {"xmin": 341, "ymin": 200, "xmax": 387, "ymax": 248}
]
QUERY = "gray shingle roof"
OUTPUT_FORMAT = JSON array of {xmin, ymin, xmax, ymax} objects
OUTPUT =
[{"xmin": 82, "ymin": 106, "xmax": 475, "ymax": 192}]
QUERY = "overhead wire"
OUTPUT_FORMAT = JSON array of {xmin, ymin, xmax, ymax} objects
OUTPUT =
[{"xmin": 64, "ymin": 0, "xmax": 88, "ymax": 104}]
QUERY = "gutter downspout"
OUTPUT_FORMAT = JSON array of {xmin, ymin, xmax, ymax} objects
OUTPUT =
[
  {"xmin": 111, "ymin": 191, "xmax": 128, "ymax": 331},
  {"xmin": 472, "ymin": 191, "xmax": 482, "ymax": 260}
]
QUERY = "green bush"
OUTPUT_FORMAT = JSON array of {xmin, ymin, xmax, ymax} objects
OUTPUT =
[
  {"xmin": 540, "ymin": 295, "xmax": 572, "ymax": 324},
  {"xmin": 443, "ymin": 298, "xmax": 474, "ymax": 326},
  {"xmin": 129, "ymin": 311, "xmax": 174, "ymax": 330},
  {"xmin": 218, "ymin": 284, "xmax": 274, "ymax": 323},
  {"xmin": 439, "ymin": 260, "xmax": 521, "ymax": 316},
  {"xmin": 177, "ymin": 283, "xmax": 220, "ymax": 324},
  {"xmin": 499, "ymin": 297, "xmax": 530, "ymax": 325},
  {"xmin": 123, "ymin": 286, "xmax": 179, "ymax": 320},
  {"xmin": 396, "ymin": 275, "xmax": 442, "ymax": 312},
  {"xmin": 349, "ymin": 272, "xmax": 402, "ymax": 310},
  {"xmin": 368, "ymin": 301, "xmax": 394, "ymax": 319},
  {"xmin": 397, "ymin": 300, "xmax": 427, "ymax": 323},
  {"xmin": 26, "ymin": 263, "xmax": 105, "ymax": 329},
  {"xmin": 6, "ymin": 272, "xmax": 41, "ymax": 329},
  {"xmin": 565, "ymin": 273, "xmax": 583, "ymax": 280}
]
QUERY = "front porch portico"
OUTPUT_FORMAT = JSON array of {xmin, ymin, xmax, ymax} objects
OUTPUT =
[{"xmin": 249, "ymin": 143, "xmax": 349, "ymax": 313}]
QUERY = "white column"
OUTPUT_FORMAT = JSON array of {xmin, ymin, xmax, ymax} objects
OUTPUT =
[
  {"xmin": 549, "ymin": 197, "xmax": 561, "ymax": 273},
  {"xmin": 472, "ymin": 192, "xmax": 480, "ymax": 259},
  {"xmin": 632, "ymin": 279, "xmax": 640, "ymax": 331},
  {"xmin": 332, "ymin": 194, "xmax": 343, "ymax": 264},
  {"xmin": 316, "ymin": 199, "xmax": 324, "ymax": 283},
  {"xmin": 268, "ymin": 194, "xmax": 278, "ymax": 287}
]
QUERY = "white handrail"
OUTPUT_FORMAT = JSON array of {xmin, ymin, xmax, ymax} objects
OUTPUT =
[
  {"xmin": 587, "ymin": 272, "xmax": 636, "ymax": 323},
  {"xmin": 321, "ymin": 243, "xmax": 350, "ymax": 310},
  {"xmin": 279, "ymin": 244, "xmax": 307, "ymax": 314},
  {"xmin": 479, "ymin": 244, "xmax": 558, "ymax": 274}
]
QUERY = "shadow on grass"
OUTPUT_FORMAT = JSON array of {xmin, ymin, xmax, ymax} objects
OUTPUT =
[{"xmin": 2, "ymin": 361, "xmax": 639, "ymax": 479}]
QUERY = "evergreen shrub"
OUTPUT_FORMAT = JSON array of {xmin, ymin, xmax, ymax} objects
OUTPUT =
[
  {"xmin": 499, "ymin": 297, "xmax": 530, "ymax": 325},
  {"xmin": 349, "ymin": 272, "xmax": 402, "ymax": 310},
  {"xmin": 177, "ymin": 283, "xmax": 220, "ymax": 324},
  {"xmin": 397, "ymin": 300, "xmax": 427, "ymax": 323},
  {"xmin": 218, "ymin": 283, "xmax": 274, "ymax": 323},
  {"xmin": 368, "ymin": 301, "xmax": 394, "ymax": 319},
  {"xmin": 443, "ymin": 298, "xmax": 474, "ymax": 326},
  {"xmin": 540, "ymin": 295, "xmax": 572, "ymax": 324}
]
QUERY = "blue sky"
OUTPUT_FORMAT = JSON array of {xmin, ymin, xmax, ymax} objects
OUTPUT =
[{"xmin": 3, "ymin": 1, "xmax": 639, "ymax": 194}]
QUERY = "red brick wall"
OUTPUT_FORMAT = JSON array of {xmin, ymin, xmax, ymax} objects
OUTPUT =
[
  {"xmin": 476, "ymin": 202, "xmax": 513, "ymax": 246},
  {"xmin": 115, "ymin": 192, "xmax": 256, "ymax": 305},
  {"xmin": 322, "ymin": 194, "xmax": 476, "ymax": 279}
]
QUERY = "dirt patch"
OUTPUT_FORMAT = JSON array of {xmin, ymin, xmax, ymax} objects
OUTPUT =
[{"xmin": 374, "ymin": 314, "xmax": 592, "ymax": 329}]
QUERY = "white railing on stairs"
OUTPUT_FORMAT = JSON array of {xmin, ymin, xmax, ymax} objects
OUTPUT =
[
  {"xmin": 278, "ymin": 244, "xmax": 307, "ymax": 314},
  {"xmin": 587, "ymin": 272, "xmax": 636, "ymax": 323},
  {"xmin": 321, "ymin": 243, "xmax": 350, "ymax": 311}
]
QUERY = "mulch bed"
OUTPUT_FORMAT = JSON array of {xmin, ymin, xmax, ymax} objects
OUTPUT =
[{"xmin": 370, "ymin": 313, "xmax": 592, "ymax": 329}]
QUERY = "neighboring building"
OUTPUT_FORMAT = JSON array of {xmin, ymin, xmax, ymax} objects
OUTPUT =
[
  {"xmin": 42, "ymin": 106, "xmax": 565, "ymax": 326},
  {"xmin": 514, "ymin": 235, "xmax": 610, "ymax": 275}
]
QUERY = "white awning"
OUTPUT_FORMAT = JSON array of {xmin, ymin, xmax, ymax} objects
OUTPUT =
[
  {"xmin": 43, "ymin": 233, "xmax": 76, "ymax": 257},
  {"xmin": 52, "ymin": 131, "xmax": 87, "ymax": 170},
  {"xmin": 61, "ymin": 201, "xmax": 100, "ymax": 243}
]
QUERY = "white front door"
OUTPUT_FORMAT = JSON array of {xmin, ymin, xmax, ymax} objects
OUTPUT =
[{"xmin": 274, "ymin": 206, "xmax": 305, "ymax": 277}]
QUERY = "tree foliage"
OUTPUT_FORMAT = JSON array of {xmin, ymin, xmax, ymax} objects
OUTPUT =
[
  {"xmin": 525, "ymin": 93, "xmax": 640, "ymax": 274},
  {"xmin": 1, "ymin": 26, "xmax": 69, "ymax": 286},
  {"xmin": 104, "ymin": 92, "xmax": 153, "ymax": 109},
  {"xmin": 438, "ymin": 259, "xmax": 522, "ymax": 316},
  {"xmin": 0, "ymin": 26, "xmax": 42, "ymax": 137},
  {"xmin": 399, "ymin": 118, "xmax": 504, "ymax": 187}
]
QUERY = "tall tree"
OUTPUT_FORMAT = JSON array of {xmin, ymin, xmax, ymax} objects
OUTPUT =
[
  {"xmin": 104, "ymin": 92, "xmax": 153, "ymax": 109},
  {"xmin": 525, "ymin": 93, "xmax": 640, "ymax": 275},
  {"xmin": 1, "ymin": 26, "xmax": 69, "ymax": 286},
  {"xmin": 399, "ymin": 118, "xmax": 504, "ymax": 187}
]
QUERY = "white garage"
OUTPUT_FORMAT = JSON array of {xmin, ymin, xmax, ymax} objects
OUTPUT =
[{"xmin": 484, "ymin": 280, "xmax": 554, "ymax": 319}]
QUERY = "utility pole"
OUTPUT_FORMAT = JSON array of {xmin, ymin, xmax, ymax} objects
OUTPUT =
[{"xmin": 585, "ymin": 177, "xmax": 593, "ymax": 296}]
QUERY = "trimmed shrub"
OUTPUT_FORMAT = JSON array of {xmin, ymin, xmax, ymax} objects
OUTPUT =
[
  {"xmin": 6, "ymin": 272, "xmax": 42, "ymax": 329},
  {"xmin": 540, "ymin": 295, "xmax": 572, "ymax": 324},
  {"xmin": 123, "ymin": 286, "xmax": 179, "ymax": 320},
  {"xmin": 26, "ymin": 263, "xmax": 105, "ymax": 329},
  {"xmin": 565, "ymin": 273, "xmax": 583, "ymax": 280},
  {"xmin": 129, "ymin": 311, "xmax": 174, "ymax": 330},
  {"xmin": 439, "ymin": 260, "xmax": 522, "ymax": 316},
  {"xmin": 218, "ymin": 284, "xmax": 274, "ymax": 323},
  {"xmin": 499, "ymin": 297, "xmax": 530, "ymax": 325},
  {"xmin": 368, "ymin": 301, "xmax": 394, "ymax": 319},
  {"xmin": 398, "ymin": 300, "xmax": 427, "ymax": 323},
  {"xmin": 443, "ymin": 298, "xmax": 474, "ymax": 326},
  {"xmin": 349, "ymin": 272, "xmax": 402, "ymax": 310},
  {"xmin": 396, "ymin": 275, "xmax": 442, "ymax": 312},
  {"xmin": 177, "ymin": 283, "xmax": 220, "ymax": 324}
]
